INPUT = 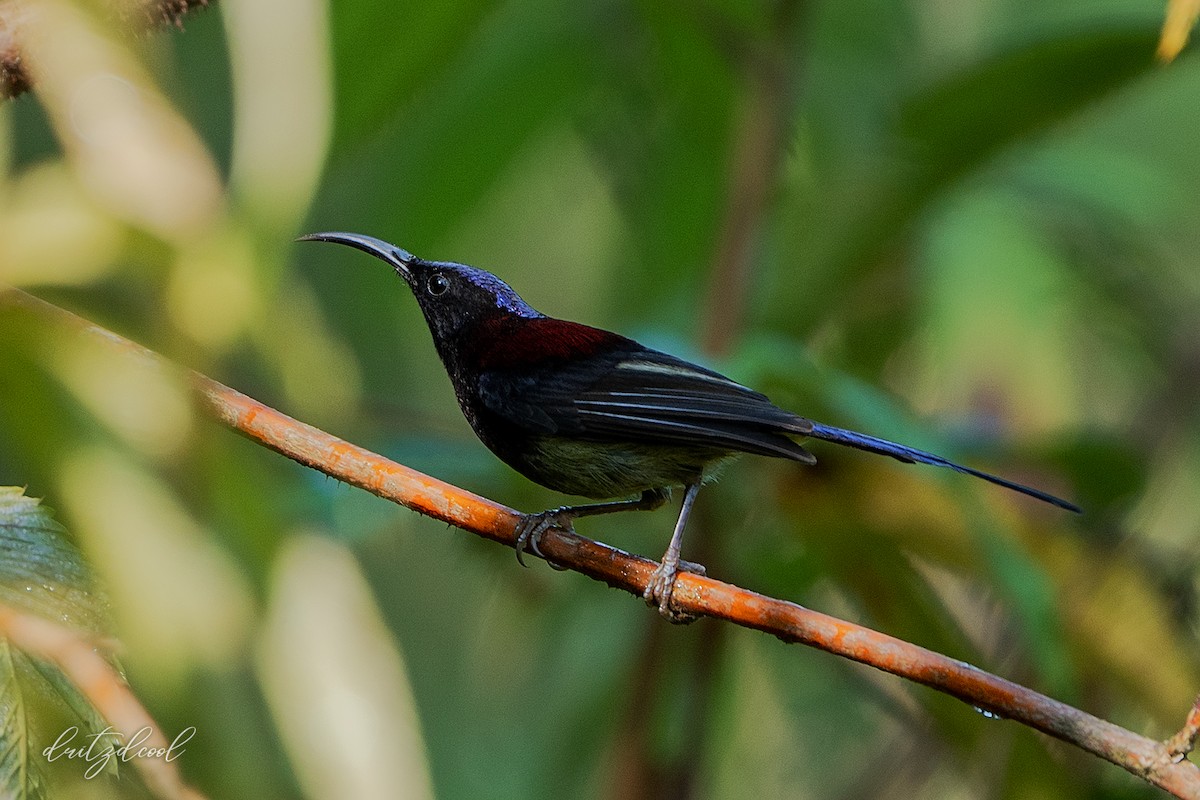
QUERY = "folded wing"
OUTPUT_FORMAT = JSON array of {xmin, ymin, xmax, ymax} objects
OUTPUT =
[{"xmin": 478, "ymin": 346, "xmax": 817, "ymax": 463}]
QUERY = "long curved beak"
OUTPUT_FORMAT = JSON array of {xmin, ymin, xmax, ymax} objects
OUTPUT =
[{"xmin": 297, "ymin": 231, "xmax": 416, "ymax": 279}]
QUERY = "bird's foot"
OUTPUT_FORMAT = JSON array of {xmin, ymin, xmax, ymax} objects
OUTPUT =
[
  {"xmin": 514, "ymin": 507, "xmax": 576, "ymax": 570},
  {"xmin": 643, "ymin": 558, "xmax": 706, "ymax": 623}
]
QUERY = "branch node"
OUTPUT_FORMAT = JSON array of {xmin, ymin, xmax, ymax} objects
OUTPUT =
[{"xmin": 1165, "ymin": 695, "xmax": 1200, "ymax": 763}]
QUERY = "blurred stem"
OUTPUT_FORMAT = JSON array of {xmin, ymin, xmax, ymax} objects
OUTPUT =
[
  {"xmin": 618, "ymin": 5, "xmax": 809, "ymax": 798},
  {"xmin": 6, "ymin": 287, "xmax": 1200, "ymax": 799},
  {"xmin": 608, "ymin": 614, "xmax": 667, "ymax": 800},
  {"xmin": 700, "ymin": 1, "xmax": 806, "ymax": 357},
  {"xmin": 612, "ymin": 503, "xmax": 726, "ymax": 800}
]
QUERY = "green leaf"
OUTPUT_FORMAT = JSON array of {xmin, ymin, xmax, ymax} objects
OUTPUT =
[
  {"xmin": 0, "ymin": 488, "xmax": 108, "ymax": 636},
  {"xmin": 330, "ymin": 0, "xmax": 500, "ymax": 147},
  {"xmin": 770, "ymin": 23, "xmax": 1162, "ymax": 347},
  {"xmin": 26, "ymin": 658, "xmax": 118, "ymax": 771},
  {"xmin": 0, "ymin": 639, "xmax": 45, "ymax": 800},
  {"xmin": 897, "ymin": 27, "xmax": 1160, "ymax": 189},
  {"xmin": 0, "ymin": 488, "xmax": 118, "ymax": 793}
]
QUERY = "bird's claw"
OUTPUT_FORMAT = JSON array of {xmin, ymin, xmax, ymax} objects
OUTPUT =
[
  {"xmin": 643, "ymin": 558, "xmax": 706, "ymax": 623},
  {"xmin": 514, "ymin": 508, "xmax": 575, "ymax": 569}
]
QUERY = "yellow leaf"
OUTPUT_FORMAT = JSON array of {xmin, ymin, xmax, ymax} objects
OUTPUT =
[{"xmin": 1159, "ymin": 0, "xmax": 1200, "ymax": 62}]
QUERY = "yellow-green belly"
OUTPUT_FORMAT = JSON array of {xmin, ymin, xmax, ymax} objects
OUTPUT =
[{"xmin": 518, "ymin": 435, "xmax": 735, "ymax": 498}]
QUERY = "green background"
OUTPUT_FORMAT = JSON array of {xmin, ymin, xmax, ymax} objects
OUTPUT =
[{"xmin": 1, "ymin": 0, "xmax": 1198, "ymax": 797}]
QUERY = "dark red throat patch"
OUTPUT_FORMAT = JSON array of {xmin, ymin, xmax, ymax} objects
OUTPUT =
[{"xmin": 468, "ymin": 316, "xmax": 629, "ymax": 371}]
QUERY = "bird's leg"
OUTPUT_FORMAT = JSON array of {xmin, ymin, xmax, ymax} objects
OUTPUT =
[
  {"xmin": 643, "ymin": 482, "xmax": 704, "ymax": 621},
  {"xmin": 514, "ymin": 487, "xmax": 670, "ymax": 568}
]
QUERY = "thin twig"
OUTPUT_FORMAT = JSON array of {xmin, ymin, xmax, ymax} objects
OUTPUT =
[
  {"xmin": 3, "ymin": 287, "xmax": 1199, "ymax": 798},
  {"xmin": 0, "ymin": 602, "xmax": 206, "ymax": 800}
]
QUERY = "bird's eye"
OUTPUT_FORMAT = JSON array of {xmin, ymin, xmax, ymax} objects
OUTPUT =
[{"xmin": 426, "ymin": 273, "xmax": 450, "ymax": 296}]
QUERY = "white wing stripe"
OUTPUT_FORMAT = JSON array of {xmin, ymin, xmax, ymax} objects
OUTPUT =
[{"xmin": 614, "ymin": 359, "xmax": 749, "ymax": 389}]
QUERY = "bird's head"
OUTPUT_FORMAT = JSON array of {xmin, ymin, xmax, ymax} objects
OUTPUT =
[{"xmin": 299, "ymin": 231, "xmax": 542, "ymax": 342}]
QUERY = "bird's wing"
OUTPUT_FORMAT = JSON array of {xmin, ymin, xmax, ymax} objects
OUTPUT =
[{"xmin": 478, "ymin": 346, "xmax": 817, "ymax": 463}]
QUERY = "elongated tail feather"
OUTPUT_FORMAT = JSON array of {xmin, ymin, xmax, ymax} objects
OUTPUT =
[{"xmin": 806, "ymin": 422, "xmax": 1081, "ymax": 513}]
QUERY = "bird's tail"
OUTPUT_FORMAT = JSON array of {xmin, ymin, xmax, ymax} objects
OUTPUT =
[{"xmin": 806, "ymin": 422, "xmax": 1080, "ymax": 513}]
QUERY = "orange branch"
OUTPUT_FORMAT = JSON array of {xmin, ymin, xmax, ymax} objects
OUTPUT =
[{"xmin": 4, "ymin": 287, "xmax": 1199, "ymax": 798}]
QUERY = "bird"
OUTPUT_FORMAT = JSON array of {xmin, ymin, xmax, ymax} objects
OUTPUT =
[{"xmin": 299, "ymin": 231, "xmax": 1080, "ymax": 619}]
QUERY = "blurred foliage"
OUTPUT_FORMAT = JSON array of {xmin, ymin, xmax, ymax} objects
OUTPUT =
[
  {"xmin": 0, "ymin": 0, "xmax": 1198, "ymax": 798},
  {"xmin": 0, "ymin": 487, "xmax": 118, "ymax": 799}
]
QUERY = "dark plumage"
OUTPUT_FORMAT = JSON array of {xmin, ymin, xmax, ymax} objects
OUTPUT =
[{"xmin": 300, "ymin": 231, "xmax": 1080, "ymax": 618}]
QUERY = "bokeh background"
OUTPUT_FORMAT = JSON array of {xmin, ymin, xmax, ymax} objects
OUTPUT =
[{"xmin": 1, "ymin": 0, "xmax": 1198, "ymax": 797}]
